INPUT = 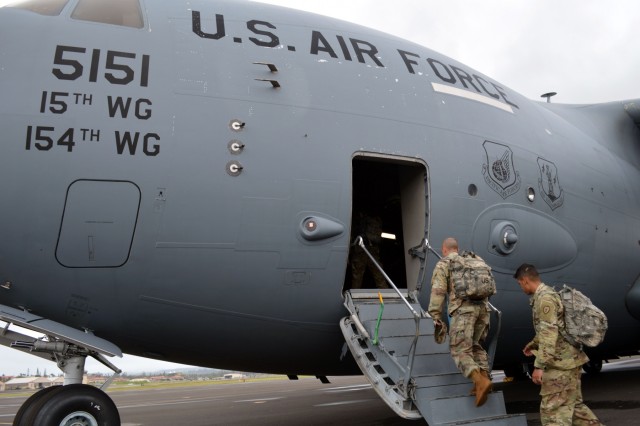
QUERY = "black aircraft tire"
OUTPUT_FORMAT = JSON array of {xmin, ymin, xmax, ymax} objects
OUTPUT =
[
  {"xmin": 13, "ymin": 386, "xmax": 61, "ymax": 426},
  {"xmin": 19, "ymin": 384, "xmax": 120, "ymax": 426}
]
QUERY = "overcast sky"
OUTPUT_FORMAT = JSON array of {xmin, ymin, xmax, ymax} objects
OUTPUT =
[
  {"xmin": 255, "ymin": 0, "xmax": 640, "ymax": 104},
  {"xmin": 1, "ymin": 0, "xmax": 639, "ymax": 376}
]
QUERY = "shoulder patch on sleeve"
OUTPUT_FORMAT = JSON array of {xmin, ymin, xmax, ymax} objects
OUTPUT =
[{"xmin": 537, "ymin": 296, "xmax": 558, "ymax": 322}]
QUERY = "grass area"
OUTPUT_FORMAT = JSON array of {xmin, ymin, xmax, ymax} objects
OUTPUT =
[
  {"xmin": 106, "ymin": 375, "xmax": 291, "ymax": 392},
  {"xmin": 0, "ymin": 375, "xmax": 295, "ymax": 398}
]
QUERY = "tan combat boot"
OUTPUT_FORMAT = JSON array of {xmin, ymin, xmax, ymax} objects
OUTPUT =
[
  {"xmin": 470, "ymin": 369, "xmax": 491, "ymax": 407},
  {"xmin": 469, "ymin": 370, "xmax": 492, "ymax": 396}
]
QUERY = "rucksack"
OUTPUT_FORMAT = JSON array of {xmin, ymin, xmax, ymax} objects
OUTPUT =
[
  {"xmin": 449, "ymin": 251, "xmax": 496, "ymax": 300},
  {"xmin": 558, "ymin": 284, "xmax": 608, "ymax": 348}
]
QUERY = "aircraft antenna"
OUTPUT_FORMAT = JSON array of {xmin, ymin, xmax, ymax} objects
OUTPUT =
[{"xmin": 541, "ymin": 92, "xmax": 557, "ymax": 103}]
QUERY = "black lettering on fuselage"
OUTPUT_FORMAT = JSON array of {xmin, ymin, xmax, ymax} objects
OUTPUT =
[
  {"xmin": 491, "ymin": 83, "xmax": 519, "ymax": 109},
  {"xmin": 310, "ymin": 31, "xmax": 338, "ymax": 58},
  {"xmin": 451, "ymin": 66, "xmax": 480, "ymax": 93},
  {"xmin": 427, "ymin": 58, "xmax": 519, "ymax": 109},
  {"xmin": 310, "ymin": 32, "xmax": 383, "ymax": 66},
  {"xmin": 427, "ymin": 58, "xmax": 455, "ymax": 83},
  {"xmin": 108, "ymin": 97, "xmax": 152, "ymax": 119},
  {"xmin": 142, "ymin": 133, "xmax": 160, "ymax": 156},
  {"xmin": 398, "ymin": 50, "xmax": 420, "ymax": 74},
  {"xmin": 336, "ymin": 36, "xmax": 352, "ymax": 61},
  {"xmin": 473, "ymin": 75, "xmax": 500, "ymax": 99},
  {"xmin": 349, "ymin": 38, "xmax": 384, "ymax": 67},
  {"xmin": 192, "ymin": 11, "xmax": 225, "ymax": 40},
  {"xmin": 247, "ymin": 20, "xmax": 279, "ymax": 47},
  {"xmin": 115, "ymin": 131, "xmax": 160, "ymax": 156}
]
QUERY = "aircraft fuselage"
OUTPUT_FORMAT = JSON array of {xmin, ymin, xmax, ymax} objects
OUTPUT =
[{"xmin": 1, "ymin": 0, "xmax": 639, "ymax": 376}]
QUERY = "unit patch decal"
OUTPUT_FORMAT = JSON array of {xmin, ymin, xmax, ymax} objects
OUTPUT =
[
  {"xmin": 482, "ymin": 141, "xmax": 521, "ymax": 199},
  {"xmin": 537, "ymin": 157, "xmax": 564, "ymax": 210}
]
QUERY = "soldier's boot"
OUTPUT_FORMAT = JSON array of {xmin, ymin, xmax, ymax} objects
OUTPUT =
[
  {"xmin": 470, "ymin": 369, "xmax": 491, "ymax": 407},
  {"xmin": 469, "ymin": 371, "xmax": 492, "ymax": 396},
  {"xmin": 469, "ymin": 370, "xmax": 493, "ymax": 396},
  {"xmin": 481, "ymin": 370, "xmax": 492, "ymax": 393}
]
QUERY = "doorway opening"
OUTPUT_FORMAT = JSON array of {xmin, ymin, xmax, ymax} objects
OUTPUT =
[{"xmin": 345, "ymin": 155, "xmax": 429, "ymax": 294}]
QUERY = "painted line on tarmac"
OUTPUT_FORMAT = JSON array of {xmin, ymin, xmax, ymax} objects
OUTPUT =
[
  {"xmin": 323, "ymin": 384, "xmax": 372, "ymax": 393},
  {"xmin": 315, "ymin": 399, "xmax": 375, "ymax": 407},
  {"xmin": 234, "ymin": 397, "xmax": 285, "ymax": 403},
  {"xmin": 119, "ymin": 397, "xmax": 225, "ymax": 409}
]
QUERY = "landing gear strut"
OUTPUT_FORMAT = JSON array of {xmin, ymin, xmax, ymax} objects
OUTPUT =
[{"xmin": 1, "ymin": 306, "xmax": 123, "ymax": 426}]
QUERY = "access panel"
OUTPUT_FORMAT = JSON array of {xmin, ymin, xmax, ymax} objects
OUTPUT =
[{"xmin": 56, "ymin": 180, "xmax": 140, "ymax": 268}]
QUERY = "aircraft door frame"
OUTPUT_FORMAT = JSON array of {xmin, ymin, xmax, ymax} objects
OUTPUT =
[{"xmin": 346, "ymin": 154, "xmax": 429, "ymax": 294}]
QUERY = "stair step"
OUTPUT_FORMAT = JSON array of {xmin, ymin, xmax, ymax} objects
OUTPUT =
[
  {"xmin": 355, "ymin": 301, "xmax": 425, "ymax": 320},
  {"xmin": 377, "ymin": 335, "xmax": 449, "ymax": 356},
  {"xmin": 439, "ymin": 413, "xmax": 528, "ymax": 425},
  {"xmin": 349, "ymin": 289, "xmax": 410, "ymax": 299},
  {"xmin": 414, "ymin": 382, "xmax": 471, "ymax": 400},
  {"xmin": 414, "ymin": 373, "xmax": 471, "ymax": 387},
  {"xmin": 362, "ymin": 317, "xmax": 433, "ymax": 336},
  {"xmin": 395, "ymin": 353, "xmax": 459, "ymax": 375},
  {"xmin": 425, "ymin": 392, "xmax": 507, "ymax": 424}
]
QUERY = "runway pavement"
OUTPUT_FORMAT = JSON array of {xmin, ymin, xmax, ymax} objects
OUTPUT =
[{"xmin": 1, "ymin": 357, "xmax": 638, "ymax": 425}]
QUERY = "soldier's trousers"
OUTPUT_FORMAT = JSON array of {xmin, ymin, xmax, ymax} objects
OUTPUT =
[
  {"xmin": 350, "ymin": 246, "xmax": 387, "ymax": 289},
  {"xmin": 449, "ymin": 304, "xmax": 490, "ymax": 378},
  {"xmin": 539, "ymin": 366, "xmax": 601, "ymax": 425}
]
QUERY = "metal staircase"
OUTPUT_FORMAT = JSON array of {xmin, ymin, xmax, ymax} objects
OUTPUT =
[{"xmin": 341, "ymin": 290, "xmax": 527, "ymax": 424}]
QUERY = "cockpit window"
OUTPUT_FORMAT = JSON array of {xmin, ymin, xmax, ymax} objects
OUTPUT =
[
  {"xmin": 5, "ymin": 0, "xmax": 69, "ymax": 16},
  {"xmin": 71, "ymin": 0, "xmax": 144, "ymax": 29}
]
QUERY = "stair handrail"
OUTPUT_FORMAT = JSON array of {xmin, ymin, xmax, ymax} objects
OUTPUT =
[
  {"xmin": 354, "ymin": 236, "xmax": 422, "ymax": 398},
  {"xmin": 354, "ymin": 236, "xmax": 420, "ymax": 320},
  {"xmin": 486, "ymin": 301, "xmax": 502, "ymax": 370}
]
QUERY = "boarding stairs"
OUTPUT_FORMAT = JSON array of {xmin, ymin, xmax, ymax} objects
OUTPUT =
[{"xmin": 340, "ymin": 238, "xmax": 527, "ymax": 425}]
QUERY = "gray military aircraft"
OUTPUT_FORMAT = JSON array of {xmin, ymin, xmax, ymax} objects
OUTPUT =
[{"xmin": 1, "ymin": 0, "xmax": 639, "ymax": 424}]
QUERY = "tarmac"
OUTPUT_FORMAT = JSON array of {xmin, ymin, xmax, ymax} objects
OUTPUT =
[{"xmin": 0, "ymin": 357, "xmax": 638, "ymax": 425}]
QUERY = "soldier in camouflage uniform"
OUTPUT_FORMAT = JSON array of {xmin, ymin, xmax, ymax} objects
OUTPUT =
[
  {"xmin": 428, "ymin": 237, "xmax": 492, "ymax": 407},
  {"xmin": 514, "ymin": 263, "xmax": 602, "ymax": 426}
]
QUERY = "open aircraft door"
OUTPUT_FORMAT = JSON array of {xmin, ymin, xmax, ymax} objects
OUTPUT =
[{"xmin": 344, "ymin": 155, "xmax": 428, "ymax": 294}]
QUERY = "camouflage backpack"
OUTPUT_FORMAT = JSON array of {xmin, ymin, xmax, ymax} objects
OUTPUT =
[
  {"xmin": 558, "ymin": 284, "xmax": 608, "ymax": 348},
  {"xmin": 449, "ymin": 251, "xmax": 497, "ymax": 300}
]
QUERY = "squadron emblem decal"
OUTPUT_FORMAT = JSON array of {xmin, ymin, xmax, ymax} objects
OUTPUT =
[
  {"xmin": 537, "ymin": 157, "xmax": 564, "ymax": 210},
  {"xmin": 482, "ymin": 141, "xmax": 521, "ymax": 199}
]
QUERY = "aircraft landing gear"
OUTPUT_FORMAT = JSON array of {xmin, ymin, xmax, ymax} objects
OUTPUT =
[
  {"xmin": 10, "ymin": 345, "xmax": 122, "ymax": 425},
  {"xmin": 1, "ymin": 307, "xmax": 123, "ymax": 426},
  {"xmin": 13, "ymin": 384, "xmax": 119, "ymax": 426},
  {"xmin": 12, "ymin": 386, "xmax": 59, "ymax": 425}
]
